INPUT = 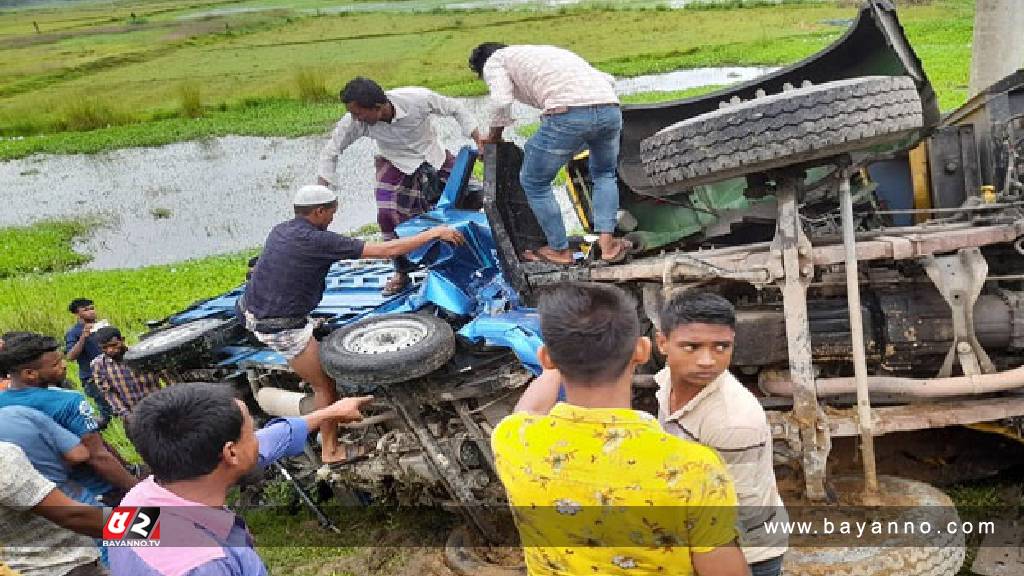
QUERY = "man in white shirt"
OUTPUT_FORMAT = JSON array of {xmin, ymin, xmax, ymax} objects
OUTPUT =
[
  {"xmin": 0, "ymin": 441, "xmax": 106, "ymax": 576},
  {"xmin": 317, "ymin": 77, "xmax": 482, "ymax": 294},
  {"xmin": 469, "ymin": 43, "xmax": 630, "ymax": 265},
  {"xmin": 654, "ymin": 291, "xmax": 788, "ymax": 576}
]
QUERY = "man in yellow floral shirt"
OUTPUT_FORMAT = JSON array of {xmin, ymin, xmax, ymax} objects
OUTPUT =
[{"xmin": 492, "ymin": 282, "xmax": 749, "ymax": 576}]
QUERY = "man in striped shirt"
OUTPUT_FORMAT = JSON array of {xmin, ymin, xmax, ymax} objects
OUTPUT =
[
  {"xmin": 469, "ymin": 43, "xmax": 631, "ymax": 265},
  {"xmin": 90, "ymin": 327, "xmax": 163, "ymax": 418}
]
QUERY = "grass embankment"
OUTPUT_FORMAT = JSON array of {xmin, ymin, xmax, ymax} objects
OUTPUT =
[
  {"xmin": 0, "ymin": 220, "xmax": 94, "ymax": 276},
  {"xmin": 0, "ymin": 0, "xmax": 973, "ymax": 159}
]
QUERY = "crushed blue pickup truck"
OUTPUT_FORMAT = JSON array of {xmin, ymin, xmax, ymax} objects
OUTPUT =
[{"xmin": 126, "ymin": 2, "xmax": 1024, "ymax": 573}]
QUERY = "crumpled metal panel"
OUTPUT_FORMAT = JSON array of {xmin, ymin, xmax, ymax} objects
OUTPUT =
[
  {"xmin": 168, "ymin": 146, "xmax": 542, "ymax": 372},
  {"xmin": 459, "ymin": 310, "xmax": 543, "ymax": 376}
]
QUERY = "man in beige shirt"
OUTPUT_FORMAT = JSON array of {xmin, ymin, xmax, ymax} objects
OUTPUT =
[
  {"xmin": 654, "ymin": 291, "xmax": 788, "ymax": 576},
  {"xmin": 469, "ymin": 43, "xmax": 630, "ymax": 265},
  {"xmin": 317, "ymin": 76, "xmax": 482, "ymax": 295}
]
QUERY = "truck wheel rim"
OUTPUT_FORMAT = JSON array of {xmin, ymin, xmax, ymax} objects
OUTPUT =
[{"xmin": 341, "ymin": 319, "xmax": 429, "ymax": 355}]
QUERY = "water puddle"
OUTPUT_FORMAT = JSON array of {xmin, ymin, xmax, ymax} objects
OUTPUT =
[
  {"xmin": 0, "ymin": 66, "xmax": 772, "ymax": 270},
  {"xmin": 615, "ymin": 66, "xmax": 776, "ymax": 95}
]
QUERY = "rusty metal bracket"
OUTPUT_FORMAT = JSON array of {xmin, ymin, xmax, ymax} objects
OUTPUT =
[
  {"xmin": 771, "ymin": 172, "xmax": 830, "ymax": 501},
  {"xmin": 387, "ymin": 387, "xmax": 501, "ymax": 543},
  {"xmin": 660, "ymin": 252, "xmax": 775, "ymax": 287},
  {"xmin": 923, "ymin": 247, "xmax": 996, "ymax": 376}
]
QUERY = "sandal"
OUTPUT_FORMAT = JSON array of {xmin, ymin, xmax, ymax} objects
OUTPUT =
[
  {"xmin": 599, "ymin": 239, "xmax": 632, "ymax": 264},
  {"xmin": 381, "ymin": 273, "xmax": 411, "ymax": 296},
  {"xmin": 521, "ymin": 248, "xmax": 574, "ymax": 265}
]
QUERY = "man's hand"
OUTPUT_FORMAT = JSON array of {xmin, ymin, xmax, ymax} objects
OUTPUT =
[
  {"xmin": 80, "ymin": 323, "xmax": 94, "ymax": 340},
  {"xmin": 321, "ymin": 396, "xmax": 374, "ymax": 423},
  {"xmin": 430, "ymin": 226, "xmax": 466, "ymax": 246}
]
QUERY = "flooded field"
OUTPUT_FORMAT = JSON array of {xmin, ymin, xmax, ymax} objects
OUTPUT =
[{"xmin": 0, "ymin": 67, "xmax": 772, "ymax": 269}]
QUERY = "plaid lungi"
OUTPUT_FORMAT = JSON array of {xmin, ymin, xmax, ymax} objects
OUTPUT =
[
  {"xmin": 241, "ymin": 309, "xmax": 317, "ymax": 360},
  {"xmin": 374, "ymin": 152, "xmax": 455, "ymax": 239}
]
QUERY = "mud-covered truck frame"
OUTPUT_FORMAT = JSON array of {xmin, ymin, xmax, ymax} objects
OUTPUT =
[{"xmin": 125, "ymin": 2, "xmax": 1023, "ymax": 574}]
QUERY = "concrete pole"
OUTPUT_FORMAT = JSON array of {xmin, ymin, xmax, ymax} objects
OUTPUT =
[{"xmin": 969, "ymin": 0, "xmax": 1024, "ymax": 97}]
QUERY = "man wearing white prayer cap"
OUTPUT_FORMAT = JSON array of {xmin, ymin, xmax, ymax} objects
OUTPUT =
[{"xmin": 239, "ymin": 184, "xmax": 464, "ymax": 463}]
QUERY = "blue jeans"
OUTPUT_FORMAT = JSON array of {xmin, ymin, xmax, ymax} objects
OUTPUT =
[
  {"xmin": 520, "ymin": 105, "xmax": 622, "ymax": 250},
  {"xmin": 750, "ymin": 554, "xmax": 784, "ymax": 576}
]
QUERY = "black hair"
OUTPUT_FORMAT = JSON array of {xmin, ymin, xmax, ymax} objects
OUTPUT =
[
  {"xmin": 293, "ymin": 199, "xmax": 338, "ymax": 217},
  {"xmin": 538, "ymin": 282, "xmax": 640, "ymax": 384},
  {"xmin": 658, "ymin": 291, "xmax": 736, "ymax": 335},
  {"xmin": 468, "ymin": 42, "xmax": 508, "ymax": 78},
  {"xmin": 340, "ymin": 77, "xmax": 387, "ymax": 108},
  {"xmin": 127, "ymin": 383, "xmax": 244, "ymax": 483},
  {"xmin": 68, "ymin": 298, "xmax": 94, "ymax": 313},
  {"xmin": 0, "ymin": 332, "xmax": 60, "ymax": 373},
  {"xmin": 91, "ymin": 326, "xmax": 122, "ymax": 346}
]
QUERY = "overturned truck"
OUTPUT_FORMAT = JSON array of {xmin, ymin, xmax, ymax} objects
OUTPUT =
[
  {"xmin": 125, "ymin": 2, "xmax": 1024, "ymax": 575},
  {"xmin": 485, "ymin": 1, "xmax": 1024, "ymax": 573}
]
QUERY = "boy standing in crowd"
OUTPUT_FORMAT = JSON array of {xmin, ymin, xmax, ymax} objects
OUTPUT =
[
  {"xmin": 65, "ymin": 298, "xmax": 113, "ymax": 425},
  {"xmin": 109, "ymin": 383, "xmax": 371, "ymax": 576},
  {"xmin": 492, "ymin": 282, "xmax": 748, "ymax": 576},
  {"xmin": 654, "ymin": 291, "xmax": 788, "ymax": 576},
  {"xmin": 90, "ymin": 326, "xmax": 163, "ymax": 418}
]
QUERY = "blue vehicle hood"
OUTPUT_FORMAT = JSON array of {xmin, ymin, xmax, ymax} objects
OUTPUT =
[{"xmin": 171, "ymin": 147, "xmax": 542, "ymax": 375}]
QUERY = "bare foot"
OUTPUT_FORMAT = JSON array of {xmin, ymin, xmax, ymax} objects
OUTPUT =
[{"xmin": 322, "ymin": 444, "xmax": 368, "ymax": 465}]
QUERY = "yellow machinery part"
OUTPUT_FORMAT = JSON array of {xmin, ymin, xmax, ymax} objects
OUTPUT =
[
  {"xmin": 908, "ymin": 142, "xmax": 932, "ymax": 224},
  {"xmin": 966, "ymin": 421, "xmax": 1024, "ymax": 446},
  {"xmin": 565, "ymin": 151, "xmax": 592, "ymax": 232}
]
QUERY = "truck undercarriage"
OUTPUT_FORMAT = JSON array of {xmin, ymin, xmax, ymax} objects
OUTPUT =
[{"xmin": 126, "ymin": 2, "xmax": 1024, "ymax": 574}]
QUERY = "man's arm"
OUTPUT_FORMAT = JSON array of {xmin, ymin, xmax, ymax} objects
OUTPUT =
[
  {"xmin": 482, "ymin": 57, "xmax": 515, "ymax": 142},
  {"xmin": 316, "ymin": 115, "xmax": 362, "ymax": 188},
  {"xmin": 361, "ymin": 226, "xmax": 465, "ymax": 259},
  {"xmin": 62, "ymin": 443, "xmax": 89, "ymax": 466},
  {"xmin": 514, "ymin": 369, "xmax": 561, "ymax": 414},
  {"xmin": 0, "ymin": 442, "xmax": 104, "ymax": 538},
  {"xmin": 65, "ymin": 325, "xmax": 91, "ymax": 362},
  {"xmin": 303, "ymin": 395, "xmax": 373, "ymax": 431},
  {"xmin": 26, "ymin": 406, "xmax": 91, "ymax": 467},
  {"xmin": 692, "ymin": 543, "xmax": 751, "ymax": 576},
  {"xmin": 253, "ymin": 396, "xmax": 374, "ymax": 469},
  {"xmin": 32, "ymin": 488, "xmax": 105, "ymax": 538},
  {"xmin": 80, "ymin": 432, "xmax": 138, "ymax": 490}
]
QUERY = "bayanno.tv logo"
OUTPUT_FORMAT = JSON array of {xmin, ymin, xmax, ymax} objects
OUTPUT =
[{"xmin": 102, "ymin": 506, "xmax": 161, "ymax": 547}]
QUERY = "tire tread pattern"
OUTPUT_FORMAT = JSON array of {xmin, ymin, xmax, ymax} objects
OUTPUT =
[{"xmin": 640, "ymin": 76, "xmax": 924, "ymax": 189}]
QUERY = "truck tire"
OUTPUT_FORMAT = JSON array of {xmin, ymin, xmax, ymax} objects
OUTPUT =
[
  {"xmin": 782, "ymin": 476, "xmax": 965, "ymax": 576},
  {"xmin": 445, "ymin": 524, "xmax": 525, "ymax": 576},
  {"xmin": 641, "ymin": 76, "xmax": 924, "ymax": 190},
  {"xmin": 320, "ymin": 313, "xmax": 455, "ymax": 393},
  {"xmin": 124, "ymin": 317, "xmax": 241, "ymax": 371}
]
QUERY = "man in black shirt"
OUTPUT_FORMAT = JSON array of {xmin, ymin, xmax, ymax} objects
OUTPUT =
[{"xmin": 241, "ymin": 184, "xmax": 463, "ymax": 463}]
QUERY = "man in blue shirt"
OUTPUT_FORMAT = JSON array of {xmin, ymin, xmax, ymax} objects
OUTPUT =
[
  {"xmin": 0, "ymin": 405, "xmax": 93, "ymax": 502},
  {"xmin": 65, "ymin": 298, "xmax": 113, "ymax": 426},
  {"xmin": 0, "ymin": 332, "xmax": 138, "ymax": 504},
  {"xmin": 241, "ymin": 184, "xmax": 464, "ymax": 464},
  {"xmin": 109, "ymin": 382, "xmax": 373, "ymax": 576}
]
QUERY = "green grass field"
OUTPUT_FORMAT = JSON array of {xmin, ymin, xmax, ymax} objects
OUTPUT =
[{"xmin": 0, "ymin": 0, "xmax": 974, "ymax": 159}]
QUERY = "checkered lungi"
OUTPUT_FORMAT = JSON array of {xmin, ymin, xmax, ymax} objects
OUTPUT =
[
  {"xmin": 374, "ymin": 152, "xmax": 455, "ymax": 240},
  {"xmin": 241, "ymin": 309, "xmax": 317, "ymax": 360}
]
